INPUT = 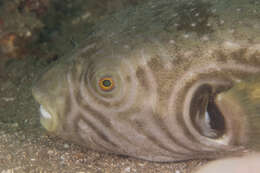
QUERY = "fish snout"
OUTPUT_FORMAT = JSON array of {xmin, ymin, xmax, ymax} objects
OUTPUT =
[{"xmin": 32, "ymin": 64, "xmax": 69, "ymax": 132}]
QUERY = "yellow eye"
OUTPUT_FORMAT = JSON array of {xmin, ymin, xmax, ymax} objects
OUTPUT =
[{"xmin": 99, "ymin": 77, "xmax": 115, "ymax": 91}]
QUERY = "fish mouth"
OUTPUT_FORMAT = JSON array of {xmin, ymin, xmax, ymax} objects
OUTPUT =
[
  {"xmin": 32, "ymin": 87, "xmax": 58, "ymax": 132},
  {"xmin": 37, "ymin": 103, "xmax": 58, "ymax": 132},
  {"xmin": 39, "ymin": 105, "xmax": 52, "ymax": 119}
]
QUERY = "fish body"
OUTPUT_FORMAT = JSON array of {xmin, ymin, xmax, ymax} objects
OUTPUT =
[{"xmin": 32, "ymin": 0, "xmax": 260, "ymax": 162}]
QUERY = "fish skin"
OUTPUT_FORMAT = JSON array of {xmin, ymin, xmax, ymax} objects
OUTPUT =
[
  {"xmin": 216, "ymin": 76, "xmax": 260, "ymax": 150},
  {"xmin": 32, "ymin": 0, "xmax": 260, "ymax": 162}
]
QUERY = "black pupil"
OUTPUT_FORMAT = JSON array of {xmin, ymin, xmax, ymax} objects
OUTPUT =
[{"xmin": 102, "ymin": 80, "xmax": 111, "ymax": 87}]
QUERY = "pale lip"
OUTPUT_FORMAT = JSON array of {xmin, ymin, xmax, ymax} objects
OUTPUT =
[{"xmin": 39, "ymin": 105, "xmax": 52, "ymax": 119}]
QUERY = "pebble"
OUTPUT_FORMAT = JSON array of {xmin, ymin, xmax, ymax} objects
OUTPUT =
[
  {"xmin": 2, "ymin": 97, "xmax": 15, "ymax": 102},
  {"xmin": 1, "ymin": 169, "xmax": 14, "ymax": 173},
  {"xmin": 169, "ymin": 40, "xmax": 176, "ymax": 44},
  {"xmin": 11, "ymin": 123, "xmax": 19, "ymax": 128},
  {"xmin": 123, "ymin": 167, "xmax": 131, "ymax": 173},
  {"xmin": 7, "ymin": 154, "xmax": 12, "ymax": 160},
  {"xmin": 138, "ymin": 163, "xmax": 145, "ymax": 167},
  {"xmin": 63, "ymin": 143, "xmax": 70, "ymax": 149},
  {"xmin": 47, "ymin": 150, "xmax": 54, "ymax": 155}
]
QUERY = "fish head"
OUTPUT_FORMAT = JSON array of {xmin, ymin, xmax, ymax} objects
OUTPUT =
[
  {"xmin": 32, "ymin": 0, "xmax": 260, "ymax": 162},
  {"xmin": 32, "ymin": 41, "xmax": 164, "ymax": 136},
  {"xmin": 32, "ymin": 37, "xmax": 260, "ymax": 161},
  {"xmin": 32, "ymin": 59, "xmax": 70, "ymax": 133}
]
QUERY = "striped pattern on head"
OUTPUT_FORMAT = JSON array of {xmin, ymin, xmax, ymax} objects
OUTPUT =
[{"xmin": 50, "ymin": 40, "xmax": 260, "ymax": 161}]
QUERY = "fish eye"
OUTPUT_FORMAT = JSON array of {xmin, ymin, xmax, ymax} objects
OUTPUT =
[{"xmin": 98, "ymin": 77, "xmax": 115, "ymax": 91}]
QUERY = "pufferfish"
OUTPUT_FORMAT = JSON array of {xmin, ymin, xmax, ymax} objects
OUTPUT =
[{"xmin": 32, "ymin": 0, "xmax": 260, "ymax": 162}]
